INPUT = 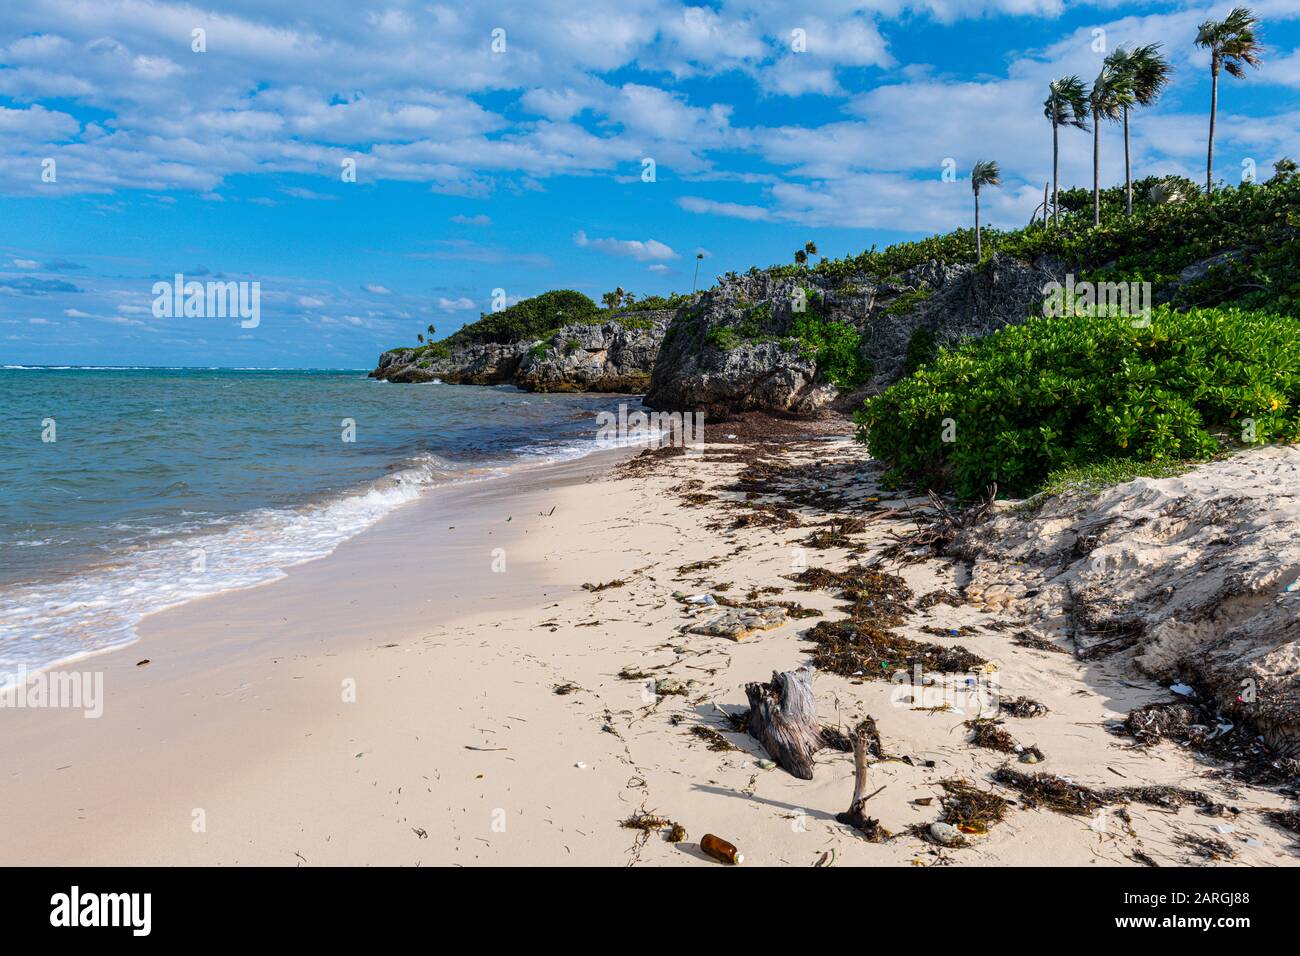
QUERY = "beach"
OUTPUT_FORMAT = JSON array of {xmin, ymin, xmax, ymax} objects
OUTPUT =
[{"xmin": 3, "ymin": 431, "xmax": 1295, "ymax": 867}]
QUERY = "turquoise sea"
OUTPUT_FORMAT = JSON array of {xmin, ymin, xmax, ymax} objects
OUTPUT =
[{"xmin": 0, "ymin": 367, "xmax": 635, "ymax": 686}]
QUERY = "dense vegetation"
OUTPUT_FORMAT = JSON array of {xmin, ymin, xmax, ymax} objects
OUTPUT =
[
  {"xmin": 857, "ymin": 305, "xmax": 1300, "ymax": 498},
  {"xmin": 798, "ymin": 175, "xmax": 1300, "ymax": 317}
]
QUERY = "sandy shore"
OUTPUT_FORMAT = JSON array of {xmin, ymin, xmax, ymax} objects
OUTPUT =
[{"xmin": 3, "ymin": 434, "xmax": 1296, "ymax": 866}]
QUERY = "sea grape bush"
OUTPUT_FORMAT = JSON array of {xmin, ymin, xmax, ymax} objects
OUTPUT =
[{"xmin": 857, "ymin": 305, "xmax": 1300, "ymax": 498}]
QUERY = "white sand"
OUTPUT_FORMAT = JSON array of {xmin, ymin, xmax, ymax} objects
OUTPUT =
[{"xmin": 2, "ymin": 439, "xmax": 1295, "ymax": 866}]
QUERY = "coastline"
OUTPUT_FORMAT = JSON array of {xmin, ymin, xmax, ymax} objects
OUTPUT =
[{"xmin": 2, "ymin": 434, "xmax": 1295, "ymax": 866}]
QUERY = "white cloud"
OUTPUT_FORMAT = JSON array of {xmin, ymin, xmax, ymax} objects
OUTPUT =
[
  {"xmin": 436, "ymin": 296, "xmax": 477, "ymax": 310},
  {"xmin": 450, "ymin": 214, "xmax": 492, "ymax": 226},
  {"xmin": 573, "ymin": 230, "xmax": 678, "ymax": 261},
  {"xmin": 678, "ymin": 196, "xmax": 770, "ymax": 220},
  {"xmin": 361, "ymin": 283, "xmax": 391, "ymax": 295}
]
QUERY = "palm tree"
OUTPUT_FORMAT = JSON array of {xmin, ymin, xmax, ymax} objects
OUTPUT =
[
  {"xmin": 971, "ymin": 160, "xmax": 1000, "ymax": 260},
  {"xmin": 1043, "ymin": 76, "xmax": 1090, "ymax": 225},
  {"xmin": 1105, "ymin": 45, "xmax": 1172, "ymax": 215},
  {"xmin": 794, "ymin": 248, "xmax": 808, "ymax": 266},
  {"xmin": 1088, "ymin": 64, "xmax": 1133, "ymax": 226},
  {"xmin": 426, "ymin": 323, "xmax": 436, "ymax": 339},
  {"xmin": 1196, "ymin": 8, "xmax": 1263, "ymax": 194},
  {"xmin": 804, "ymin": 240, "xmax": 818, "ymax": 261}
]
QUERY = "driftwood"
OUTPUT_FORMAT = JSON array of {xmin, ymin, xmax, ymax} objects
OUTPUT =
[
  {"xmin": 836, "ymin": 723, "xmax": 879, "ymax": 829},
  {"xmin": 744, "ymin": 666, "xmax": 823, "ymax": 779}
]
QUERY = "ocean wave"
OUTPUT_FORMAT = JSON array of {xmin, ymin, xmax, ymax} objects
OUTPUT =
[{"xmin": 0, "ymin": 434, "xmax": 624, "ymax": 689}]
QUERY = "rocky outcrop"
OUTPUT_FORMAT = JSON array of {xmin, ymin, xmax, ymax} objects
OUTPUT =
[
  {"xmin": 852, "ymin": 253, "xmax": 1066, "ymax": 395},
  {"xmin": 948, "ymin": 446, "xmax": 1300, "ymax": 752},
  {"xmin": 645, "ymin": 254, "xmax": 1064, "ymax": 418},
  {"xmin": 514, "ymin": 312, "xmax": 672, "ymax": 392},
  {"xmin": 370, "ymin": 311, "xmax": 671, "ymax": 392},
  {"xmin": 644, "ymin": 271, "xmax": 834, "ymax": 418}
]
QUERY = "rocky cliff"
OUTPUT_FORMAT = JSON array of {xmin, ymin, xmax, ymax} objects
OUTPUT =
[
  {"xmin": 370, "ymin": 311, "xmax": 672, "ymax": 392},
  {"xmin": 644, "ymin": 253, "xmax": 1064, "ymax": 417}
]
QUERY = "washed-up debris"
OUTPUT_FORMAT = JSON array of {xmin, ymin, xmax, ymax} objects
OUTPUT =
[
  {"xmin": 836, "ymin": 720, "xmax": 892, "ymax": 841},
  {"xmin": 1265, "ymin": 808, "xmax": 1300, "ymax": 837},
  {"xmin": 765, "ymin": 600, "xmax": 822, "ymax": 620},
  {"xmin": 821, "ymin": 716, "xmax": 887, "ymax": 760},
  {"xmin": 1177, "ymin": 832, "xmax": 1236, "ymax": 862},
  {"xmin": 700, "ymin": 833, "xmax": 744, "ymax": 865},
  {"xmin": 1119, "ymin": 700, "xmax": 1300, "ymax": 786},
  {"xmin": 745, "ymin": 666, "xmax": 822, "ymax": 780},
  {"xmin": 1012, "ymin": 631, "xmax": 1072, "ymax": 654},
  {"xmin": 939, "ymin": 778, "xmax": 1011, "ymax": 835},
  {"xmin": 1108, "ymin": 785, "xmax": 1215, "ymax": 811},
  {"xmin": 690, "ymin": 725, "xmax": 741, "ymax": 752},
  {"xmin": 992, "ymin": 768, "xmax": 1109, "ymax": 816},
  {"xmin": 677, "ymin": 559, "xmax": 721, "ymax": 575},
  {"xmin": 617, "ymin": 665, "xmax": 652, "ymax": 681},
  {"xmin": 666, "ymin": 823, "xmax": 687, "ymax": 843},
  {"xmin": 1131, "ymin": 850, "xmax": 1159, "ymax": 867},
  {"xmin": 689, "ymin": 605, "xmax": 787, "ymax": 641},
  {"xmin": 1169, "ymin": 682, "xmax": 1195, "ymax": 697},
  {"xmin": 582, "ymin": 579, "xmax": 626, "ymax": 592},
  {"xmin": 881, "ymin": 486, "xmax": 999, "ymax": 562},
  {"xmin": 803, "ymin": 617, "xmax": 986, "ymax": 680},
  {"xmin": 922, "ymin": 624, "xmax": 979, "ymax": 637},
  {"xmin": 916, "ymin": 589, "xmax": 964, "ymax": 610},
  {"xmin": 1000, "ymin": 696, "xmax": 1049, "ymax": 718},
  {"xmin": 928, "ymin": 821, "xmax": 965, "ymax": 847},
  {"xmin": 679, "ymin": 492, "xmax": 717, "ymax": 506},
  {"xmin": 967, "ymin": 718, "xmax": 1044, "ymax": 762},
  {"xmin": 655, "ymin": 678, "xmax": 688, "ymax": 697},
  {"xmin": 553, "ymin": 682, "xmax": 581, "ymax": 696}
]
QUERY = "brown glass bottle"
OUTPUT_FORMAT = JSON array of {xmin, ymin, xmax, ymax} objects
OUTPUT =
[{"xmin": 700, "ymin": 833, "xmax": 743, "ymax": 865}]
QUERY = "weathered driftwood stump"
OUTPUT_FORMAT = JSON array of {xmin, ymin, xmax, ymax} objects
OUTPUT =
[
  {"xmin": 745, "ymin": 666, "xmax": 823, "ymax": 780},
  {"xmin": 837, "ymin": 724, "xmax": 875, "ymax": 829}
]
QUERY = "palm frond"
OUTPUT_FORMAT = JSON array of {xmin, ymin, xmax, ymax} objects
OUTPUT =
[{"xmin": 971, "ymin": 160, "xmax": 1001, "ymax": 192}]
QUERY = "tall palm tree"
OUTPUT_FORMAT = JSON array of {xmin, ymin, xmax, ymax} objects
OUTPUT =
[
  {"xmin": 1043, "ymin": 76, "xmax": 1090, "ymax": 226},
  {"xmin": 1088, "ymin": 64, "xmax": 1133, "ymax": 226},
  {"xmin": 971, "ymin": 160, "xmax": 1000, "ymax": 260},
  {"xmin": 1105, "ymin": 45, "xmax": 1173, "ymax": 215},
  {"xmin": 1196, "ymin": 8, "xmax": 1263, "ymax": 194}
]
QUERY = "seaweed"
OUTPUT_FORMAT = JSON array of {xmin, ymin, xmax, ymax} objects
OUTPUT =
[
  {"xmin": 677, "ymin": 559, "xmax": 721, "ymax": 575},
  {"xmin": 583, "ymin": 579, "xmax": 626, "ymax": 592},
  {"xmin": 992, "ymin": 768, "xmax": 1109, "ymax": 816},
  {"xmin": 690, "ymin": 725, "xmax": 742, "ymax": 752},
  {"xmin": 940, "ymin": 778, "xmax": 1011, "ymax": 835},
  {"xmin": 917, "ymin": 589, "xmax": 965, "ymax": 610},
  {"xmin": 1000, "ymin": 696, "xmax": 1049, "ymax": 718},
  {"xmin": 553, "ymin": 682, "xmax": 581, "ymax": 696},
  {"xmin": 1176, "ymin": 832, "xmax": 1236, "ymax": 862},
  {"xmin": 1119, "ymin": 700, "xmax": 1300, "ymax": 787},
  {"xmin": 1013, "ymin": 631, "xmax": 1072, "ymax": 654}
]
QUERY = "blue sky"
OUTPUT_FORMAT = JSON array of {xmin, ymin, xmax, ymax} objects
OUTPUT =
[{"xmin": 2, "ymin": 0, "xmax": 1297, "ymax": 368}]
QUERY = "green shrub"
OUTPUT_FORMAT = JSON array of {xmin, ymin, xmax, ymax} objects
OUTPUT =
[
  {"xmin": 856, "ymin": 305, "xmax": 1300, "ymax": 498},
  {"xmin": 706, "ymin": 326, "xmax": 741, "ymax": 351},
  {"xmin": 901, "ymin": 326, "xmax": 937, "ymax": 377},
  {"xmin": 447, "ymin": 290, "xmax": 599, "ymax": 346},
  {"xmin": 883, "ymin": 287, "xmax": 933, "ymax": 317},
  {"xmin": 789, "ymin": 313, "xmax": 870, "ymax": 389}
]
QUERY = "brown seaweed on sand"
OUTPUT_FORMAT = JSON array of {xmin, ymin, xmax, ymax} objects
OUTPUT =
[
  {"xmin": 803, "ymin": 617, "xmax": 986, "ymax": 680},
  {"xmin": 1000, "ymin": 696, "xmax": 1049, "ymax": 718},
  {"xmin": 582, "ymin": 579, "xmax": 626, "ymax": 592},
  {"xmin": 690, "ymin": 725, "xmax": 742, "ymax": 752},
  {"xmin": 992, "ymin": 768, "xmax": 1109, "ymax": 816},
  {"xmin": 940, "ymin": 778, "xmax": 1011, "ymax": 835}
]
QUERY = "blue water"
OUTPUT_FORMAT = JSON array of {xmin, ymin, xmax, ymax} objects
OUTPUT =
[{"xmin": 0, "ymin": 368, "xmax": 636, "ymax": 684}]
